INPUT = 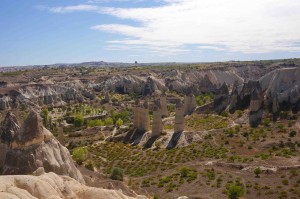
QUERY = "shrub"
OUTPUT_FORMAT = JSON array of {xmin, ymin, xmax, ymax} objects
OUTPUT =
[
  {"xmin": 42, "ymin": 107, "xmax": 49, "ymax": 127},
  {"xmin": 84, "ymin": 161, "xmax": 94, "ymax": 171},
  {"xmin": 116, "ymin": 118, "xmax": 123, "ymax": 128},
  {"xmin": 111, "ymin": 167, "xmax": 124, "ymax": 181},
  {"xmin": 74, "ymin": 114, "xmax": 84, "ymax": 127},
  {"xmin": 180, "ymin": 167, "xmax": 189, "ymax": 178},
  {"xmin": 72, "ymin": 147, "xmax": 88, "ymax": 165},
  {"xmin": 262, "ymin": 118, "xmax": 271, "ymax": 127},
  {"xmin": 227, "ymin": 183, "xmax": 244, "ymax": 199},
  {"xmin": 87, "ymin": 119, "xmax": 104, "ymax": 127},
  {"xmin": 282, "ymin": 179, "xmax": 288, "ymax": 185},
  {"xmin": 104, "ymin": 117, "xmax": 114, "ymax": 126},
  {"xmin": 289, "ymin": 131, "xmax": 297, "ymax": 137},
  {"xmin": 254, "ymin": 167, "xmax": 261, "ymax": 178}
]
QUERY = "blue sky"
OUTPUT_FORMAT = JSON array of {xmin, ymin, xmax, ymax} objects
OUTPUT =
[{"xmin": 1, "ymin": 0, "xmax": 300, "ymax": 66}]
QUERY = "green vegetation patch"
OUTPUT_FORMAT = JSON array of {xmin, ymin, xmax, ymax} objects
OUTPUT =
[
  {"xmin": 185, "ymin": 114, "xmax": 229, "ymax": 131},
  {"xmin": 195, "ymin": 93, "xmax": 214, "ymax": 106}
]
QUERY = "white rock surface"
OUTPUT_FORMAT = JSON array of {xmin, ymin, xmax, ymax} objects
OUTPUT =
[{"xmin": 0, "ymin": 172, "xmax": 137, "ymax": 199}]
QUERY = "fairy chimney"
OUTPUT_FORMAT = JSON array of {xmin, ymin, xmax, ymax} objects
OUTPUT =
[{"xmin": 152, "ymin": 101, "xmax": 163, "ymax": 137}]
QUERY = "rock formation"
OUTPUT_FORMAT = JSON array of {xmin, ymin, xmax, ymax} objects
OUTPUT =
[
  {"xmin": 0, "ymin": 112, "xmax": 19, "ymax": 169},
  {"xmin": 174, "ymin": 101, "xmax": 185, "ymax": 133},
  {"xmin": 151, "ymin": 101, "xmax": 163, "ymax": 137},
  {"xmin": 183, "ymin": 94, "xmax": 197, "ymax": 115},
  {"xmin": 0, "ymin": 110, "xmax": 84, "ymax": 183},
  {"xmin": 133, "ymin": 100, "xmax": 150, "ymax": 132},
  {"xmin": 228, "ymin": 80, "xmax": 261, "ymax": 113},
  {"xmin": 0, "ymin": 170, "xmax": 137, "ymax": 199},
  {"xmin": 0, "ymin": 112, "xmax": 20, "ymax": 144},
  {"xmin": 160, "ymin": 95, "xmax": 168, "ymax": 117},
  {"xmin": 213, "ymin": 82, "xmax": 230, "ymax": 114},
  {"xmin": 0, "ymin": 95, "xmax": 12, "ymax": 110},
  {"xmin": 249, "ymin": 86, "xmax": 264, "ymax": 127},
  {"xmin": 260, "ymin": 67, "xmax": 300, "ymax": 115}
]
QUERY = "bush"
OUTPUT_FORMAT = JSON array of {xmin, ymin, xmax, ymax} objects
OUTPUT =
[
  {"xmin": 116, "ymin": 118, "xmax": 123, "ymax": 128},
  {"xmin": 195, "ymin": 93, "xmax": 214, "ymax": 106},
  {"xmin": 289, "ymin": 131, "xmax": 297, "ymax": 137},
  {"xmin": 72, "ymin": 147, "xmax": 88, "ymax": 165},
  {"xmin": 262, "ymin": 118, "xmax": 271, "ymax": 127},
  {"xmin": 104, "ymin": 117, "xmax": 114, "ymax": 126},
  {"xmin": 227, "ymin": 183, "xmax": 244, "ymax": 199},
  {"xmin": 254, "ymin": 167, "xmax": 261, "ymax": 178},
  {"xmin": 84, "ymin": 161, "xmax": 94, "ymax": 171},
  {"xmin": 87, "ymin": 119, "xmax": 104, "ymax": 127},
  {"xmin": 41, "ymin": 107, "xmax": 50, "ymax": 127},
  {"xmin": 111, "ymin": 167, "xmax": 124, "ymax": 181},
  {"xmin": 180, "ymin": 167, "xmax": 189, "ymax": 178},
  {"xmin": 74, "ymin": 114, "xmax": 84, "ymax": 127}
]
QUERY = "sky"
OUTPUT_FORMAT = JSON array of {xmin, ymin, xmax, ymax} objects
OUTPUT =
[{"xmin": 1, "ymin": 0, "xmax": 300, "ymax": 66}]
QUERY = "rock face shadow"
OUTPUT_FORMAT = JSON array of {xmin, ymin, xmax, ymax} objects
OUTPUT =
[
  {"xmin": 124, "ymin": 128, "xmax": 145, "ymax": 145},
  {"xmin": 143, "ymin": 136, "xmax": 159, "ymax": 149},
  {"xmin": 166, "ymin": 132, "xmax": 182, "ymax": 149}
]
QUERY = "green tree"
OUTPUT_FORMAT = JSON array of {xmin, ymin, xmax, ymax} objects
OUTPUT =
[
  {"xmin": 74, "ymin": 114, "xmax": 84, "ymax": 127},
  {"xmin": 254, "ymin": 167, "xmax": 261, "ymax": 178},
  {"xmin": 227, "ymin": 183, "xmax": 244, "ymax": 199},
  {"xmin": 110, "ymin": 167, "xmax": 123, "ymax": 181},
  {"xmin": 72, "ymin": 147, "xmax": 88, "ymax": 165}
]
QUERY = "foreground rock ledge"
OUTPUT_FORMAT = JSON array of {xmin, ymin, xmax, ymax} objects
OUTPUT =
[{"xmin": 0, "ymin": 171, "xmax": 138, "ymax": 199}]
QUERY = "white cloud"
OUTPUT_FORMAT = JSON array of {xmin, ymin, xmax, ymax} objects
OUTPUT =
[
  {"xmin": 95, "ymin": 0, "xmax": 300, "ymax": 54},
  {"xmin": 47, "ymin": 0, "xmax": 300, "ymax": 54},
  {"xmin": 49, "ymin": 5, "xmax": 99, "ymax": 13},
  {"xmin": 197, "ymin": 46, "xmax": 225, "ymax": 51}
]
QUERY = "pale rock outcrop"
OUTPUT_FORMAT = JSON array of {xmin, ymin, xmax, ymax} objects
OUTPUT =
[
  {"xmin": 0, "ymin": 171, "xmax": 137, "ymax": 199},
  {"xmin": 0, "ymin": 110, "xmax": 84, "ymax": 183},
  {"xmin": 165, "ymin": 69, "xmax": 243, "ymax": 94},
  {"xmin": 0, "ymin": 95, "xmax": 12, "ymax": 110},
  {"xmin": 260, "ymin": 67, "xmax": 300, "ymax": 115}
]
